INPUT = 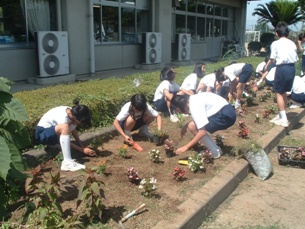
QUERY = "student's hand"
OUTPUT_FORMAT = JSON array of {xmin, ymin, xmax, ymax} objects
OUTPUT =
[
  {"xmin": 83, "ymin": 147, "xmax": 97, "ymax": 157},
  {"xmin": 124, "ymin": 135, "xmax": 133, "ymax": 144},
  {"xmin": 175, "ymin": 145, "xmax": 189, "ymax": 155}
]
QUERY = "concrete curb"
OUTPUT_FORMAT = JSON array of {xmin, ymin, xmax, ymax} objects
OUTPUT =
[
  {"xmin": 152, "ymin": 108, "xmax": 305, "ymax": 229},
  {"xmin": 22, "ymin": 109, "xmax": 305, "ymax": 229}
]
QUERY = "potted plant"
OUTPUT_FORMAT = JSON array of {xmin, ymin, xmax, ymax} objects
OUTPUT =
[{"xmin": 152, "ymin": 129, "xmax": 169, "ymax": 146}]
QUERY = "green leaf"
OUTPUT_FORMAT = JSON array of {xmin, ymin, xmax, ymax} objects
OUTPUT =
[
  {"xmin": 9, "ymin": 142, "xmax": 26, "ymax": 171},
  {"xmin": 0, "ymin": 136, "xmax": 11, "ymax": 180},
  {"xmin": 0, "ymin": 77, "xmax": 13, "ymax": 93},
  {"xmin": 0, "ymin": 92, "xmax": 29, "ymax": 122},
  {"xmin": 91, "ymin": 182, "xmax": 100, "ymax": 197},
  {"xmin": 0, "ymin": 120, "xmax": 31, "ymax": 148}
]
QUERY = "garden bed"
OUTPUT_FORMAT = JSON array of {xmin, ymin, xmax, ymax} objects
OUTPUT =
[{"xmin": 10, "ymin": 85, "xmax": 281, "ymax": 228}]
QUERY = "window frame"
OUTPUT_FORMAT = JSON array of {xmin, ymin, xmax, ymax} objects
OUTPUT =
[{"xmin": 92, "ymin": 0, "xmax": 149, "ymax": 45}]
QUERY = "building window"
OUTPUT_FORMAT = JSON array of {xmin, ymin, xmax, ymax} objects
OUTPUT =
[
  {"xmin": 0, "ymin": 0, "xmax": 56, "ymax": 45},
  {"xmin": 93, "ymin": 1, "xmax": 149, "ymax": 44},
  {"xmin": 172, "ymin": 0, "xmax": 232, "ymax": 41}
]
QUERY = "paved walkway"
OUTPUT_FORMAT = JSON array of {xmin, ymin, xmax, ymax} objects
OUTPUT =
[
  {"xmin": 11, "ymin": 67, "xmax": 160, "ymax": 93},
  {"xmin": 200, "ymin": 113, "xmax": 305, "ymax": 228}
]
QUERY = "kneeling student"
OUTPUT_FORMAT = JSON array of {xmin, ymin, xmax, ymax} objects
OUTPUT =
[
  {"xmin": 114, "ymin": 94, "xmax": 162, "ymax": 144},
  {"xmin": 170, "ymin": 93, "xmax": 236, "ymax": 159}
]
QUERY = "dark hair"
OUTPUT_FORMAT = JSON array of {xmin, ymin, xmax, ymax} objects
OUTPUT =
[
  {"xmin": 71, "ymin": 98, "xmax": 92, "ymax": 127},
  {"xmin": 298, "ymin": 33, "xmax": 305, "ymax": 41},
  {"xmin": 160, "ymin": 67, "xmax": 176, "ymax": 81},
  {"xmin": 170, "ymin": 94, "xmax": 190, "ymax": 114},
  {"xmin": 128, "ymin": 94, "xmax": 147, "ymax": 119},
  {"xmin": 215, "ymin": 67, "xmax": 225, "ymax": 82},
  {"xmin": 193, "ymin": 62, "xmax": 205, "ymax": 78},
  {"xmin": 275, "ymin": 22, "xmax": 289, "ymax": 37},
  {"xmin": 264, "ymin": 56, "xmax": 270, "ymax": 63}
]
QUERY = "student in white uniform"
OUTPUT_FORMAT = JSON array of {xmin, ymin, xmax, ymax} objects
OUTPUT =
[
  {"xmin": 287, "ymin": 75, "xmax": 305, "ymax": 108},
  {"xmin": 255, "ymin": 56, "xmax": 269, "ymax": 78},
  {"xmin": 196, "ymin": 68, "xmax": 226, "ymax": 94},
  {"xmin": 153, "ymin": 67, "xmax": 190, "ymax": 122},
  {"xmin": 222, "ymin": 62, "xmax": 254, "ymax": 109},
  {"xmin": 258, "ymin": 65, "xmax": 276, "ymax": 87},
  {"xmin": 181, "ymin": 62, "xmax": 206, "ymax": 94},
  {"xmin": 170, "ymin": 93, "xmax": 236, "ymax": 159},
  {"xmin": 36, "ymin": 99, "xmax": 95, "ymax": 172},
  {"xmin": 265, "ymin": 22, "xmax": 299, "ymax": 127},
  {"xmin": 113, "ymin": 94, "xmax": 162, "ymax": 143}
]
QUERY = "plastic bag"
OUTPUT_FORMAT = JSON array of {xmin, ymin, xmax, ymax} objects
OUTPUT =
[{"xmin": 245, "ymin": 149, "xmax": 273, "ymax": 180}]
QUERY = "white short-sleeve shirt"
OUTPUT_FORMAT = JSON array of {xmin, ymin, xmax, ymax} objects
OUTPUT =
[
  {"xmin": 224, "ymin": 63, "xmax": 246, "ymax": 81},
  {"xmin": 266, "ymin": 67, "xmax": 276, "ymax": 81},
  {"xmin": 181, "ymin": 73, "xmax": 198, "ymax": 91},
  {"xmin": 270, "ymin": 38, "xmax": 298, "ymax": 65},
  {"xmin": 197, "ymin": 73, "xmax": 216, "ymax": 92},
  {"xmin": 37, "ymin": 106, "xmax": 77, "ymax": 132},
  {"xmin": 116, "ymin": 102, "xmax": 158, "ymax": 121},
  {"xmin": 189, "ymin": 93, "xmax": 228, "ymax": 129},
  {"xmin": 153, "ymin": 80, "xmax": 180, "ymax": 101},
  {"xmin": 256, "ymin": 61, "xmax": 266, "ymax": 74},
  {"xmin": 289, "ymin": 76, "xmax": 305, "ymax": 94}
]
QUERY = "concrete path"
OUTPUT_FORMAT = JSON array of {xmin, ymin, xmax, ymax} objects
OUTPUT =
[{"xmin": 200, "ymin": 112, "xmax": 305, "ymax": 229}]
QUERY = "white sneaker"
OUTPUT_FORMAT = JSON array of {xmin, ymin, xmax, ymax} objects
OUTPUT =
[
  {"xmin": 289, "ymin": 100, "xmax": 302, "ymax": 108},
  {"xmin": 274, "ymin": 119, "xmax": 289, "ymax": 127},
  {"xmin": 269, "ymin": 115, "xmax": 280, "ymax": 123},
  {"xmin": 212, "ymin": 148, "xmax": 222, "ymax": 159},
  {"xmin": 243, "ymin": 91, "xmax": 249, "ymax": 97},
  {"xmin": 138, "ymin": 126, "xmax": 154, "ymax": 138},
  {"xmin": 170, "ymin": 114, "xmax": 179, "ymax": 123},
  {"xmin": 61, "ymin": 160, "xmax": 86, "ymax": 171},
  {"xmin": 289, "ymin": 104, "xmax": 301, "ymax": 109}
]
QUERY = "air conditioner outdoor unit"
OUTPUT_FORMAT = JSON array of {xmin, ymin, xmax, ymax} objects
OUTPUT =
[
  {"xmin": 143, "ymin": 32, "xmax": 162, "ymax": 64},
  {"xmin": 36, "ymin": 31, "xmax": 69, "ymax": 77},
  {"xmin": 177, "ymin": 33, "xmax": 191, "ymax": 61}
]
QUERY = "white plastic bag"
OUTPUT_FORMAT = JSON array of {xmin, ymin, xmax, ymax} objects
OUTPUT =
[{"xmin": 245, "ymin": 149, "xmax": 273, "ymax": 180}]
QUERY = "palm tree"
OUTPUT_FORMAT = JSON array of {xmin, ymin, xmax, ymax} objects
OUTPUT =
[{"xmin": 252, "ymin": 0, "xmax": 303, "ymax": 28}]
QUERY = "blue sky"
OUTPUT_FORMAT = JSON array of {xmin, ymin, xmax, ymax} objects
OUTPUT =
[
  {"xmin": 246, "ymin": 0, "xmax": 270, "ymax": 30},
  {"xmin": 246, "ymin": 0, "xmax": 301, "ymax": 31}
]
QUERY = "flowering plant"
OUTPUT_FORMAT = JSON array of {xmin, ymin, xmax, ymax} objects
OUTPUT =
[
  {"xmin": 188, "ymin": 153, "xmax": 204, "ymax": 172},
  {"xmin": 139, "ymin": 177, "xmax": 157, "ymax": 197},
  {"xmin": 172, "ymin": 167, "xmax": 186, "ymax": 181},
  {"xmin": 96, "ymin": 160, "xmax": 107, "ymax": 174},
  {"xmin": 201, "ymin": 150, "xmax": 213, "ymax": 164},
  {"xmin": 238, "ymin": 121, "xmax": 249, "ymax": 139},
  {"xmin": 118, "ymin": 144, "xmax": 128, "ymax": 157},
  {"xmin": 149, "ymin": 149, "xmax": 161, "ymax": 162},
  {"xmin": 127, "ymin": 167, "xmax": 141, "ymax": 183},
  {"xmin": 164, "ymin": 139, "xmax": 174, "ymax": 151}
]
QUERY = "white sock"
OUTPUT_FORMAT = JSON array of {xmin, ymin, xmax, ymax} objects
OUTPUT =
[
  {"xmin": 235, "ymin": 99, "xmax": 241, "ymax": 105},
  {"xmin": 199, "ymin": 135, "xmax": 219, "ymax": 154},
  {"xmin": 124, "ymin": 130, "xmax": 131, "ymax": 137},
  {"xmin": 60, "ymin": 135, "xmax": 72, "ymax": 162},
  {"xmin": 279, "ymin": 110, "xmax": 287, "ymax": 121}
]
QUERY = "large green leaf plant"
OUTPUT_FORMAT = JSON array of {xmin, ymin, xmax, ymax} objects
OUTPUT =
[{"xmin": 0, "ymin": 77, "xmax": 31, "ymax": 219}]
